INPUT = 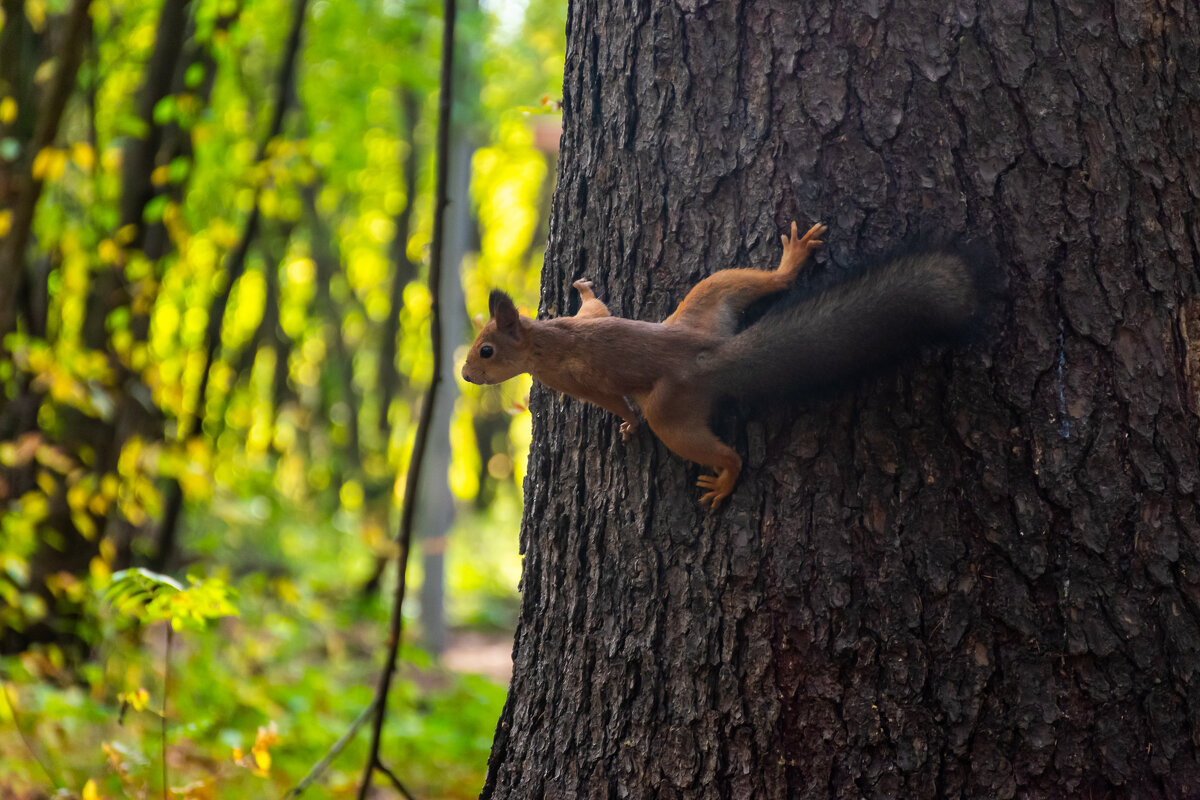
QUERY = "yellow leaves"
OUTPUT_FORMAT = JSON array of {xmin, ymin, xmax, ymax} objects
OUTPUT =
[
  {"xmin": 115, "ymin": 224, "xmax": 138, "ymax": 246},
  {"xmin": 46, "ymin": 571, "xmax": 87, "ymax": 603},
  {"xmin": 167, "ymin": 437, "xmax": 214, "ymax": 503},
  {"xmin": 98, "ymin": 238, "xmax": 121, "ymax": 264},
  {"xmin": 0, "ymin": 683, "xmax": 17, "ymax": 722},
  {"xmin": 449, "ymin": 403, "xmax": 481, "ymax": 501},
  {"xmin": 90, "ymin": 554, "xmax": 112, "ymax": 585},
  {"xmin": 285, "ymin": 255, "xmax": 315, "ymax": 285},
  {"xmin": 25, "ymin": 0, "xmax": 45, "ymax": 32},
  {"xmin": 13, "ymin": 489, "xmax": 49, "ymax": 526},
  {"xmin": 115, "ymin": 438, "xmax": 162, "ymax": 526},
  {"xmin": 0, "ymin": 210, "xmax": 11, "ymax": 237},
  {"xmin": 16, "ymin": 340, "xmax": 114, "ymax": 417},
  {"xmin": 362, "ymin": 517, "xmax": 397, "ymax": 559},
  {"xmin": 280, "ymin": 256, "xmax": 316, "ymax": 339},
  {"xmin": 222, "ymin": 269, "xmax": 266, "ymax": 351},
  {"xmin": 339, "ymin": 479, "xmax": 364, "ymax": 511},
  {"xmin": 0, "ymin": 97, "xmax": 16, "ymax": 124},
  {"xmin": 273, "ymin": 576, "xmax": 300, "ymax": 606},
  {"xmin": 233, "ymin": 722, "xmax": 279, "ymax": 777},
  {"xmin": 347, "ymin": 246, "xmax": 388, "ymax": 300},
  {"xmin": 364, "ymin": 212, "xmax": 394, "ymax": 245},
  {"xmin": 71, "ymin": 141, "xmax": 95, "ymax": 171},
  {"xmin": 118, "ymin": 687, "xmax": 150, "ymax": 712},
  {"xmin": 101, "ymin": 145, "xmax": 123, "ymax": 172},
  {"xmin": 0, "ymin": 432, "xmax": 41, "ymax": 468},
  {"xmin": 31, "ymin": 147, "xmax": 67, "ymax": 181},
  {"xmin": 402, "ymin": 281, "xmax": 432, "ymax": 319},
  {"xmin": 81, "ymin": 779, "xmax": 103, "ymax": 800}
]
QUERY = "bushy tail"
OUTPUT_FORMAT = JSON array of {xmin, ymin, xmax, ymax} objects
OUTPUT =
[{"xmin": 709, "ymin": 250, "xmax": 992, "ymax": 398}]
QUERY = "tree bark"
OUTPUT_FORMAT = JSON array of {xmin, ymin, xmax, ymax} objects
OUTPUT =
[{"xmin": 482, "ymin": 2, "xmax": 1200, "ymax": 798}]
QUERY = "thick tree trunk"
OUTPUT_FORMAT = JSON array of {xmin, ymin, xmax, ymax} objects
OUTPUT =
[{"xmin": 482, "ymin": 2, "xmax": 1200, "ymax": 798}]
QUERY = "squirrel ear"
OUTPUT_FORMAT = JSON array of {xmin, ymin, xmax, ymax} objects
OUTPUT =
[{"xmin": 488, "ymin": 290, "xmax": 520, "ymax": 337}]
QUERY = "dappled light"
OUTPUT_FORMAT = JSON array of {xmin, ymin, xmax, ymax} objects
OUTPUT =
[{"xmin": 0, "ymin": 0, "xmax": 563, "ymax": 796}]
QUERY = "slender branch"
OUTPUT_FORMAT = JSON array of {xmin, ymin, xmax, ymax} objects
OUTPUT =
[
  {"xmin": 0, "ymin": 681, "xmax": 60, "ymax": 789},
  {"xmin": 281, "ymin": 698, "xmax": 378, "ymax": 799},
  {"xmin": 161, "ymin": 625, "xmax": 173, "ymax": 800},
  {"xmin": 355, "ymin": 0, "xmax": 456, "ymax": 795},
  {"xmin": 375, "ymin": 761, "xmax": 417, "ymax": 800}
]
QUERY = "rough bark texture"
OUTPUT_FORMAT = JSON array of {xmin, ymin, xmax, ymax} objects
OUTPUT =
[{"xmin": 482, "ymin": 2, "xmax": 1200, "ymax": 798}]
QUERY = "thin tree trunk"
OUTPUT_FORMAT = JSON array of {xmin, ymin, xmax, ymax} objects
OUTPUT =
[
  {"xmin": 0, "ymin": 0, "xmax": 91, "ymax": 340},
  {"xmin": 416, "ymin": 131, "xmax": 472, "ymax": 657},
  {"xmin": 302, "ymin": 181, "xmax": 364, "ymax": 469},
  {"xmin": 378, "ymin": 88, "xmax": 422, "ymax": 437},
  {"xmin": 482, "ymin": 2, "xmax": 1200, "ymax": 798},
  {"xmin": 151, "ymin": 0, "xmax": 308, "ymax": 570}
]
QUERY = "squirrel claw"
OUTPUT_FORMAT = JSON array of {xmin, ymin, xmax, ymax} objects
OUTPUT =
[
  {"xmin": 779, "ymin": 221, "xmax": 826, "ymax": 274},
  {"xmin": 619, "ymin": 420, "xmax": 637, "ymax": 440},
  {"xmin": 696, "ymin": 474, "xmax": 732, "ymax": 509},
  {"xmin": 800, "ymin": 222, "xmax": 827, "ymax": 248}
]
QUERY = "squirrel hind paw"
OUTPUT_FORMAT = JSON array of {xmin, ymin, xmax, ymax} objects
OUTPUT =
[{"xmin": 696, "ymin": 473, "xmax": 734, "ymax": 509}]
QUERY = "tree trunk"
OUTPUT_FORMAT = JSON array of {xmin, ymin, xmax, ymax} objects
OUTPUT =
[
  {"xmin": 417, "ymin": 130, "xmax": 472, "ymax": 658},
  {"xmin": 482, "ymin": 2, "xmax": 1200, "ymax": 798}
]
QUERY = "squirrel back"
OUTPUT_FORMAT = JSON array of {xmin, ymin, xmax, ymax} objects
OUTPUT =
[
  {"xmin": 708, "ymin": 250, "xmax": 989, "ymax": 398},
  {"xmin": 464, "ymin": 222, "xmax": 993, "ymax": 508}
]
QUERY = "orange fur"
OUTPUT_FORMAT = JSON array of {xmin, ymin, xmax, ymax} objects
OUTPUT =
[{"xmin": 461, "ymin": 221, "xmax": 826, "ymax": 509}]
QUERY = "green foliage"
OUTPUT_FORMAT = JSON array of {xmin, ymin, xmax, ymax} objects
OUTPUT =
[
  {"xmin": 0, "ymin": 0, "xmax": 565, "ymax": 795},
  {"xmin": 105, "ymin": 568, "xmax": 239, "ymax": 631}
]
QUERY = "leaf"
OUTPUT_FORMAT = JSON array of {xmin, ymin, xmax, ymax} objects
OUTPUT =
[
  {"xmin": 118, "ymin": 687, "xmax": 150, "ymax": 712},
  {"xmin": 143, "ymin": 195, "xmax": 168, "ymax": 223},
  {"xmin": 184, "ymin": 62, "xmax": 205, "ymax": 89},
  {"xmin": 31, "ymin": 147, "xmax": 66, "ymax": 181},
  {"xmin": 105, "ymin": 568, "xmax": 184, "ymax": 623},
  {"xmin": 153, "ymin": 95, "xmax": 177, "ymax": 126}
]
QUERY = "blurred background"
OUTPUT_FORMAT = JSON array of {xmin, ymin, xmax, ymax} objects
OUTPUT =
[{"xmin": 0, "ymin": 0, "xmax": 564, "ymax": 796}]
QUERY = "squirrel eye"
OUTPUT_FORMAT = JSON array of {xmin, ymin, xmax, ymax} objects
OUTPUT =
[{"xmin": 480, "ymin": 345, "xmax": 494, "ymax": 359}]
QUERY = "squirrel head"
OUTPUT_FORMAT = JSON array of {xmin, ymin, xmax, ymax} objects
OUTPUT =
[{"xmin": 461, "ymin": 290, "xmax": 529, "ymax": 385}]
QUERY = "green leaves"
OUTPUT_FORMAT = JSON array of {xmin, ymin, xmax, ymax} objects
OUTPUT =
[{"xmin": 105, "ymin": 568, "xmax": 239, "ymax": 631}]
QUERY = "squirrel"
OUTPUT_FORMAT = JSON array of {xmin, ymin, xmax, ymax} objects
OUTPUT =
[{"xmin": 461, "ymin": 221, "xmax": 987, "ymax": 509}]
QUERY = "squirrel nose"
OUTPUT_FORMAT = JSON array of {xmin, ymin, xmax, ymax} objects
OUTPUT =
[{"xmin": 461, "ymin": 364, "xmax": 477, "ymax": 384}]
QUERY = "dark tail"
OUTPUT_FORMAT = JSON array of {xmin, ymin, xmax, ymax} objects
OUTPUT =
[{"xmin": 709, "ymin": 250, "xmax": 993, "ymax": 398}]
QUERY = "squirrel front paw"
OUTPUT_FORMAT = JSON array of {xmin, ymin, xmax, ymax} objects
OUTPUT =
[
  {"xmin": 780, "ymin": 221, "xmax": 827, "ymax": 274},
  {"xmin": 572, "ymin": 279, "xmax": 596, "ymax": 299}
]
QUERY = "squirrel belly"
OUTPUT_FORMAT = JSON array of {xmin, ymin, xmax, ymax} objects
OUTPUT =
[{"xmin": 462, "ymin": 222, "xmax": 988, "ymax": 510}]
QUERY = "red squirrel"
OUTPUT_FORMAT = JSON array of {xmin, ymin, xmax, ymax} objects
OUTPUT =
[{"xmin": 462, "ymin": 222, "xmax": 985, "ymax": 508}]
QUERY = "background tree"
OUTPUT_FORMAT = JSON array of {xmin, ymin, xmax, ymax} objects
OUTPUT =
[
  {"xmin": 0, "ymin": 0, "xmax": 565, "ymax": 795},
  {"xmin": 482, "ymin": 1, "xmax": 1200, "ymax": 798}
]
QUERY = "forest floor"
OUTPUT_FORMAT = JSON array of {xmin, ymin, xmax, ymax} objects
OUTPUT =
[{"xmin": 442, "ymin": 630, "xmax": 513, "ymax": 684}]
